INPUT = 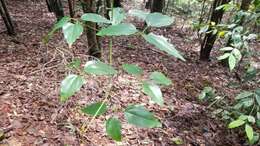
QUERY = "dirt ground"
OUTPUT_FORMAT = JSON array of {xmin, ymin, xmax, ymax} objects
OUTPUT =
[{"xmin": 0, "ymin": 0, "xmax": 259, "ymax": 146}]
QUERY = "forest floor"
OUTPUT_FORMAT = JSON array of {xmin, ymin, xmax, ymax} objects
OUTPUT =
[{"xmin": 0, "ymin": 0, "xmax": 259, "ymax": 146}]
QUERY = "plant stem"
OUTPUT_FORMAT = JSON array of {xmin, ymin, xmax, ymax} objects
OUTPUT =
[{"xmin": 81, "ymin": 77, "xmax": 113, "ymax": 133}]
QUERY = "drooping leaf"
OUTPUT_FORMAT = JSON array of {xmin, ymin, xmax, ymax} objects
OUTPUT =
[
  {"xmin": 62, "ymin": 22, "xmax": 84, "ymax": 47},
  {"xmin": 84, "ymin": 61, "xmax": 117, "ymax": 75},
  {"xmin": 128, "ymin": 9, "xmax": 149, "ymax": 20},
  {"xmin": 81, "ymin": 13, "xmax": 111, "ymax": 23},
  {"xmin": 228, "ymin": 119, "xmax": 245, "ymax": 128},
  {"xmin": 217, "ymin": 53, "xmax": 230, "ymax": 60},
  {"xmin": 106, "ymin": 117, "xmax": 122, "ymax": 141},
  {"xmin": 81, "ymin": 102, "xmax": 107, "ymax": 116},
  {"xmin": 60, "ymin": 74, "xmax": 85, "ymax": 102},
  {"xmin": 142, "ymin": 81, "xmax": 163, "ymax": 106},
  {"xmin": 109, "ymin": 8, "xmax": 125, "ymax": 25},
  {"xmin": 149, "ymin": 71, "xmax": 172, "ymax": 86},
  {"xmin": 122, "ymin": 64, "xmax": 143, "ymax": 75},
  {"xmin": 219, "ymin": 47, "xmax": 234, "ymax": 51},
  {"xmin": 232, "ymin": 48, "xmax": 242, "ymax": 61},
  {"xmin": 228, "ymin": 54, "xmax": 236, "ymax": 71},
  {"xmin": 97, "ymin": 23, "xmax": 137, "ymax": 36},
  {"xmin": 245, "ymin": 124, "xmax": 254, "ymax": 142},
  {"xmin": 235, "ymin": 91, "xmax": 254, "ymax": 100},
  {"xmin": 143, "ymin": 33, "xmax": 185, "ymax": 61},
  {"xmin": 145, "ymin": 12, "xmax": 174, "ymax": 27},
  {"xmin": 124, "ymin": 105, "xmax": 161, "ymax": 128},
  {"xmin": 242, "ymin": 98, "xmax": 254, "ymax": 107},
  {"xmin": 44, "ymin": 16, "xmax": 70, "ymax": 43}
]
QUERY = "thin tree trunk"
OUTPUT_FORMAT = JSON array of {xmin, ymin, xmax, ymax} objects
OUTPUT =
[
  {"xmin": 200, "ymin": 0, "xmax": 230, "ymax": 61},
  {"xmin": 81, "ymin": 0, "xmax": 101, "ymax": 58},
  {"xmin": 46, "ymin": 0, "xmax": 64, "ymax": 20},
  {"xmin": 0, "ymin": 0, "xmax": 15, "ymax": 35},
  {"xmin": 151, "ymin": 0, "xmax": 165, "ymax": 13},
  {"xmin": 68, "ymin": 0, "xmax": 75, "ymax": 18}
]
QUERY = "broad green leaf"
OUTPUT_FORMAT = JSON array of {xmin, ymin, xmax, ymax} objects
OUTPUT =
[
  {"xmin": 217, "ymin": 53, "xmax": 230, "ymax": 60},
  {"xmin": 219, "ymin": 47, "xmax": 234, "ymax": 51},
  {"xmin": 242, "ymin": 98, "xmax": 254, "ymax": 107},
  {"xmin": 245, "ymin": 124, "xmax": 254, "ymax": 142},
  {"xmin": 232, "ymin": 49, "xmax": 242, "ymax": 61},
  {"xmin": 44, "ymin": 16, "xmax": 70, "ymax": 43},
  {"xmin": 143, "ymin": 33, "xmax": 185, "ymax": 61},
  {"xmin": 239, "ymin": 115, "xmax": 248, "ymax": 120},
  {"xmin": 122, "ymin": 64, "xmax": 143, "ymax": 75},
  {"xmin": 145, "ymin": 12, "xmax": 174, "ymax": 27},
  {"xmin": 81, "ymin": 13, "xmax": 111, "ymax": 23},
  {"xmin": 149, "ymin": 71, "xmax": 172, "ymax": 86},
  {"xmin": 228, "ymin": 119, "xmax": 245, "ymax": 128},
  {"xmin": 124, "ymin": 105, "xmax": 161, "ymax": 128},
  {"xmin": 84, "ymin": 61, "xmax": 117, "ymax": 75},
  {"xmin": 60, "ymin": 74, "xmax": 85, "ymax": 102},
  {"xmin": 228, "ymin": 54, "xmax": 236, "ymax": 71},
  {"xmin": 62, "ymin": 22, "xmax": 83, "ymax": 47},
  {"xmin": 106, "ymin": 118, "xmax": 122, "ymax": 141},
  {"xmin": 255, "ymin": 88, "xmax": 260, "ymax": 106},
  {"xmin": 109, "ymin": 8, "xmax": 125, "ymax": 25},
  {"xmin": 235, "ymin": 91, "xmax": 254, "ymax": 100},
  {"xmin": 81, "ymin": 102, "xmax": 107, "ymax": 116},
  {"xmin": 128, "ymin": 9, "xmax": 149, "ymax": 20},
  {"xmin": 142, "ymin": 81, "xmax": 163, "ymax": 106},
  {"xmin": 97, "ymin": 23, "xmax": 137, "ymax": 36}
]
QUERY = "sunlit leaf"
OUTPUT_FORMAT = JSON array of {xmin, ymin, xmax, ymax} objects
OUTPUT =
[
  {"xmin": 142, "ymin": 81, "xmax": 163, "ymax": 106},
  {"xmin": 109, "ymin": 8, "xmax": 125, "ymax": 25},
  {"xmin": 81, "ymin": 13, "xmax": 111, "ymax": 23},
  {"xmin": 217, "ymin": 53, "xmax": 230, "ymax": 60},
  {"xmin": 128, "ymin": 9, "xmax": 149, "ymax": 20},
  {"xmin": 228, "ymin": 119, "xmax": 245, "ymax": 128},
  {"xmin": 228, "ymin": 54, "xmax": 236, "ymax": 71},
  {"xmin": 81, "ymin": 102, "xmax": 107, "ymax": 116},
  {"xmin": 149, "ymin": 71, "xmax": 172, "ymax": 86},
  {"xmin": 62, "ymin": 22, "xmax": 83, "ymax": 47},
  {"xmin": 84, "ymin": 61, "xmax": 117, "ymax": 75},
  {"xmin": 97, "ymin": 23, "xmax": 137, "ymax": 36},
  {"xmin": 124, "ymin": 105, "xmax": 161, "ymax": 128},
  {"xmin": 143, "ymin": 33, "xmax": 185, "ymax": 61},
  {"xmin": 145, "ymin": 12, "xmax": 174, "ymax": 27},
  {"xmin": 245, "ymin": 124, "xmax": 254, "ymax": 142},
  {"xmin": 106, "ymin": 117, "xmax": 122, "ymax": 141},
  {"xmin": 122, "ymin": 64, "xmax": 143, "ymax": 75},
  {"xmin": 60, "ymin": 74, "xmax": 85, "ymax": 102}
]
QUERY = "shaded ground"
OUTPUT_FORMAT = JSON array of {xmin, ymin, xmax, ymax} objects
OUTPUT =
[{"xmin": 0, "ymin": 0, "xmax": 259, "ymax": 146}]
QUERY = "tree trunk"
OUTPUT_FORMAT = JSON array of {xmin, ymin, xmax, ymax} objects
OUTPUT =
[
  {"xmin": 0, "ymin": 0, "xmax": 15, "ymax": 35},
  {"xmin": 151, "ymin": 0, "xmax": 165, "ymax": 13},
  {"xmin": 68, "ymin": 0, "xmax": 75, "ymax": 18},
  {"xmin": 113, "ymin": 0, "xmax": 121, "ymax": 7},
  {"xmin": 46, "ymin": 0, "xmax": 64, "ymax": 20},
  {"xmin": 81, "ymin": 0, "xmax": 101, "ymax": 58},
  {"xmin": 200, "ymin": 0, "xmax": 230, "ymax": 61},
  {"xmin": 145, "ymin": 0, "xmax": 152, "ymax": 9}
]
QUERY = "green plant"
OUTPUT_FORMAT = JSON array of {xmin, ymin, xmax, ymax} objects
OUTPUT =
[{"xmin": 47, "ymin": 7, "xmax": 185, "ymax": 141}]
